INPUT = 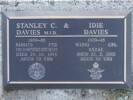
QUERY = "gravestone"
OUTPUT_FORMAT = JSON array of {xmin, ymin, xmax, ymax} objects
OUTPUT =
[{"xmin": 2, "ymin": 10, "xmax": 132, "ymax": 89}]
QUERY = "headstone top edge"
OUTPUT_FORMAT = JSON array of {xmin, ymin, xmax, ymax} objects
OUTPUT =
[{"xmin": 2, "ymin": 10, "xmax": 130, "ymax": 18}]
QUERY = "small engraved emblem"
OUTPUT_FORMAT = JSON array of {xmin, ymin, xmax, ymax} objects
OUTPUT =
[
  {"xmin": 88, "ymin": 62, "xmax": 104, "ymax": 80},
  {"xmin": 28, "ymin": 62, "xmax": 46, "ymax": 80}
]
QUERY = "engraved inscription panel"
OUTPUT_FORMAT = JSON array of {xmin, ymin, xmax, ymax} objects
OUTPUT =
[{"xmin": 8, "ymin": 18, "xmax": 125, "ymax": 83}]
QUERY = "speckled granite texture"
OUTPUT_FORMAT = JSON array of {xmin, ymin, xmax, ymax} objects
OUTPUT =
[{"xmin": 0, "ymin": 0, "xmax": 133, "ymax": 100}]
